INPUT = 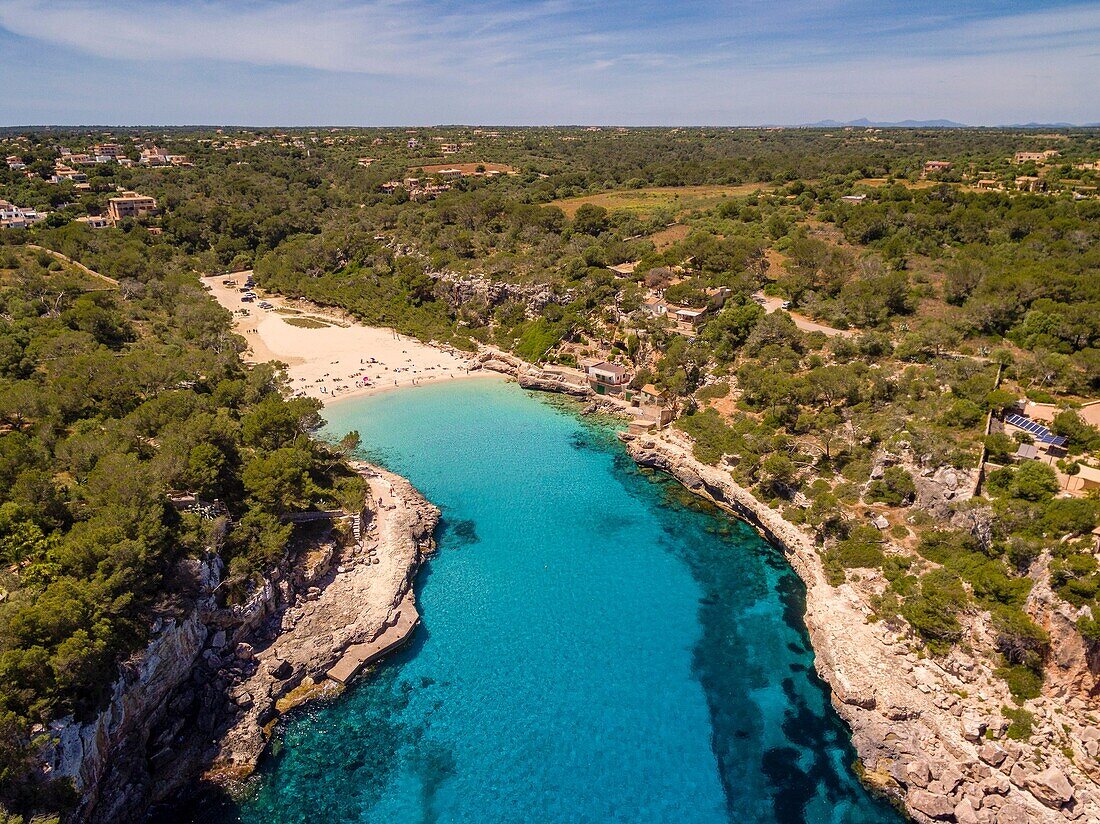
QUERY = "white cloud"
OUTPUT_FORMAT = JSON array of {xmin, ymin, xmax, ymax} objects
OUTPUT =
[
  {"xmin": 0, "ymin": 0, "xmax": 1095, "ymax": 124},
  {"xmin": 0, "ymin": 0, "xmax": 572, "ymax": 76}
]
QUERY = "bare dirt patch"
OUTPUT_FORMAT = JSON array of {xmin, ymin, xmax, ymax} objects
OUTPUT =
[
  {"xmin": 415, "ymin": 162, "xmax": 516, "ymax": 175},
  {"xmin": 648, "ymin": 223, "xmax": 691, "ymax": 250}
]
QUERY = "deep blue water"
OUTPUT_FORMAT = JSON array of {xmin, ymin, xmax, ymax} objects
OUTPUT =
[{"xmin": 215, "ymin": 379, "xmax": 899, "ymax": 824}]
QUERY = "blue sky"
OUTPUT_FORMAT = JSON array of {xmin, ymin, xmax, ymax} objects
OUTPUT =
[{"xmin": 0, "ymin": 0, "xmax": 1096, "ymax": 125}]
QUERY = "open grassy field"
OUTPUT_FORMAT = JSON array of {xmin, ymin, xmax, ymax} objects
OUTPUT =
[{"xmin": 551, "ymin": 183, "xmax": 771, "ymax": 217}]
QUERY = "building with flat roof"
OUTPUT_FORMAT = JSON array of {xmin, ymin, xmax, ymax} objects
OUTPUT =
[
  {"xmin": 51, "ymin": 166, "xmax": 87, "ymax": 184},
  {"xmin": 586, "ymin": 361, "xmax": 630, "ymax": 394},
  {"xmin": 923, "ymin": 160, "xmax": 953, "ymax": 175},
  {"xmin": 0, "ymin": 200, "xmax": 46, "ymax": 229},
  {"xmin": 107, "ymin": 191, "xmax": 158, "ymax": 224},
  {"xmin": 1065, "ymin": 465, "xmax": 1100, "ymax": 495},
  {"xmin": 1014, "ymin": 150, "xmax": 1059, "ymax": 164}
]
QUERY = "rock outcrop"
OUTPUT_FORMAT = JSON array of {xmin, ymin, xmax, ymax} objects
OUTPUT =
[
  {"xmin": 206, "ymin": 466, "xmax": 438, "ymax": 785},
  {"xmin": 43, "ymin": 561, "xmax": 217, "ymax": 823},
  {"xmin": 622, "ymin": 429, "xmax": 1100, "ymax": 824},
  {"xmin": 39, "ymin": 465, "xmax": 439, "ymax": 823},
  {"xmin": 435, "ymin": 272, "xmax": 570, "ymax": 317}
]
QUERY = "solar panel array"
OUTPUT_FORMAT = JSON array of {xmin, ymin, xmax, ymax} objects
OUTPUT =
[{"xmin": 1004, "ymin": 413, "xmax": 1068, "ymax": 447}]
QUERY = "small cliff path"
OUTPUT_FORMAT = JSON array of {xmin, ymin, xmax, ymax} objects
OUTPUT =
[{"xmin": 26, "ymin": 244, "xmax": 119, "ymax": 287}]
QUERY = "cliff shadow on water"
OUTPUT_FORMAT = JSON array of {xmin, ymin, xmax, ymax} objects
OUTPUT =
[{"xmin": 603, "ymin": 437, "xmax": 902, "ymax": 824}]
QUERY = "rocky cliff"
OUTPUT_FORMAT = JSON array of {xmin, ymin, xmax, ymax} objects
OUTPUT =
[
  {"xmin": 623, "ymin": 430, "xmax": 1100, "ymax": 824},
  {"xmin": 434, "ymin": 272, "xmax": 570, "ymax": 317},
  {"xmin": 38, "ymin": 465, "xmax": 439, "ymax": 823}
]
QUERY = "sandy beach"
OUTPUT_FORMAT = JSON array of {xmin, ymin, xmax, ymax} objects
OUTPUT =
[{"xmin": 201, "ymin": 272, "xmax": 491, "ymax": 405}]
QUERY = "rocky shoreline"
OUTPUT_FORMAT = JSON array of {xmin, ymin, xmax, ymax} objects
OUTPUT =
[
  {"xmin": 367, "ymin": 347, "xmax": 1100, "ymax": 824},
  {"xmin": 40, "ymin": 350, "xmax": 1099, "ymax": 824},
  {"xmin": 41, "ymin": 463, "xmax": 439, "ymax": 823},
  {"xmin": 622, "ymin": 429, "xmax": 1099, "ymax": 824}
]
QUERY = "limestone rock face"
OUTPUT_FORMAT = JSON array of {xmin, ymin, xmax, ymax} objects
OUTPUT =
[
  {"xmin": 909, "ymin": 787, "xmax": 956, "ymax": 819},
  {"xmin": 620, "ymin": 430, "xmax": 1100, "ymax": 824},
  {"xmin": 435, "ymin": 271, "xmax": 567, "ymax": 316},
  {"xmin": 41, "ymin": 559, "xmax": 218, "ymax": 823},
  {"xmin": 37, "ymin": 465, "xmax": 440, "ymax": 823}
]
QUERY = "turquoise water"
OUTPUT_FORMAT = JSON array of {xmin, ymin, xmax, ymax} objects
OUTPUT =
[{"xmin": 216, "ymin": 379, "xmax": 900, "ymax": 824}]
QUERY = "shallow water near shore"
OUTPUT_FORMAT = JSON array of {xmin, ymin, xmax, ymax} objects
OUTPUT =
[{"xmin": 219, "ymin": 380, "xmax": 900, "ymax": 823}]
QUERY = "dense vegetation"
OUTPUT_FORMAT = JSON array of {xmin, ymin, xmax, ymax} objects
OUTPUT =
[
  {"xmin": 0, "ymin": 245, "xmax": 363, "ymax": 814},
  {"xmin": 1, "ymin": 124, "xmax": 1099, "ymax": 818}
]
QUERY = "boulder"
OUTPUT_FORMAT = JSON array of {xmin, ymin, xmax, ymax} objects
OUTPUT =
[
  {"xmin": 981, "ymin": 773, "xmax": 1011, "ymax": 796},
  {"xmin": 833, "ymin": 669, "xmax": 876, "ymax": 709},
  {"xmin": 1022, "ymin": 767, "xmax": 1074, "ymax": 808},
  {"xmin": 268, "ymin": 659, "xmax": 293, "ymax": 680},
  {"xmin": 908, "ymin": 788, "xmax": 955, "ymax": 820},
  {"xmin": 937, "ymin": 767, "xmax": 964, "ymax": 794},
  {"xmin": 978, "ymin": 742, "xmax": 1007, "ymax": 768},
  {"xmin": 961, "ymin": 716, "xmax": 987, "ymax": 742},
  {"xmin": 906, "ymin": 759, "xmax": 932, "ymax": 788},
  {"xmin": 995, "ymin": 803, "xmax": 1030, "ymax": 824},
  {"xmin": 955, "ymin": 798, "xmax": 980, "ymax": 824}
]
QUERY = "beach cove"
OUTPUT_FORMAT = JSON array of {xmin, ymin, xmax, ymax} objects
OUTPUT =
[{"xmin": 213, "ymin": 379, "xmax": 899, "ymax": 823}]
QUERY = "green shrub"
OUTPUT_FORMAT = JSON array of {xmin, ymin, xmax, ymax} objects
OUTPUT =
[
  {"xmin": 1002, "ymin": 706, "xmax": 1035, "ymax": 740},
  {"xmin": 995, "ymin": 664, "xmax": 1043, "ymax": 701},
  {"xmin": 942, "ymin": 399, "xmax": 983, "ymax": 428},
  {"xmin": 1010, "ymin": 462, "xmax": 1059, "ymax": 502},
  {"xmin": 675, "ymin": 408, "xmax": 742, "ymax": 465},
  {"xmin": 1077, "ymin": 616, "xmax": 1100, "ymax": 649},
  {"xmin": 983, "ymin": 433, "xmax": 1017, "ymax": 463},
  {"xmin": 696, "ymin": 381, "xmax": 731, "ymax": 401},
  {"xmin": 828, "ymin": 536, "xmax": 886, "ymax": 571},
  {"xmin": 866, "ymin": 466, "xmax": 916, "ymax": 506},
  {"xmin": 901, "ymin": 569, "xmax": 968, "ymax": 651}
]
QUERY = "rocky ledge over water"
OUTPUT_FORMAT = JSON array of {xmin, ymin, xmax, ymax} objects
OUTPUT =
[
  {"xmin": 40, "ymin": 464, "xmax": 439, "ymax": 823},
  {"xmin": 623, "ymin": 430, "xmax": 1100, "ymax": 824},
  {"xmin": 204, "ymin": 465, "xmax": 439, "ymax": 787}
]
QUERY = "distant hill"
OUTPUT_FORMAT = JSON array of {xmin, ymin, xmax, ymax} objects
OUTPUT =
[
  {"xmin": 798, "ymin": 118, "xmax": 969, "ymax": 128},
  {"xmin": 792, "ymin": 118, "xmax": 1100, "ymax": 129},
  {"xmin": 1002, "ymin": 121, "xmax": 1078, "ymax": 128}
]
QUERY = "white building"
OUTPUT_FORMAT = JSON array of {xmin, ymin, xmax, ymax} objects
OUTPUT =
[{"xmin": 0, "ymin": 200, "xmax": 46, "ymax": 229}]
